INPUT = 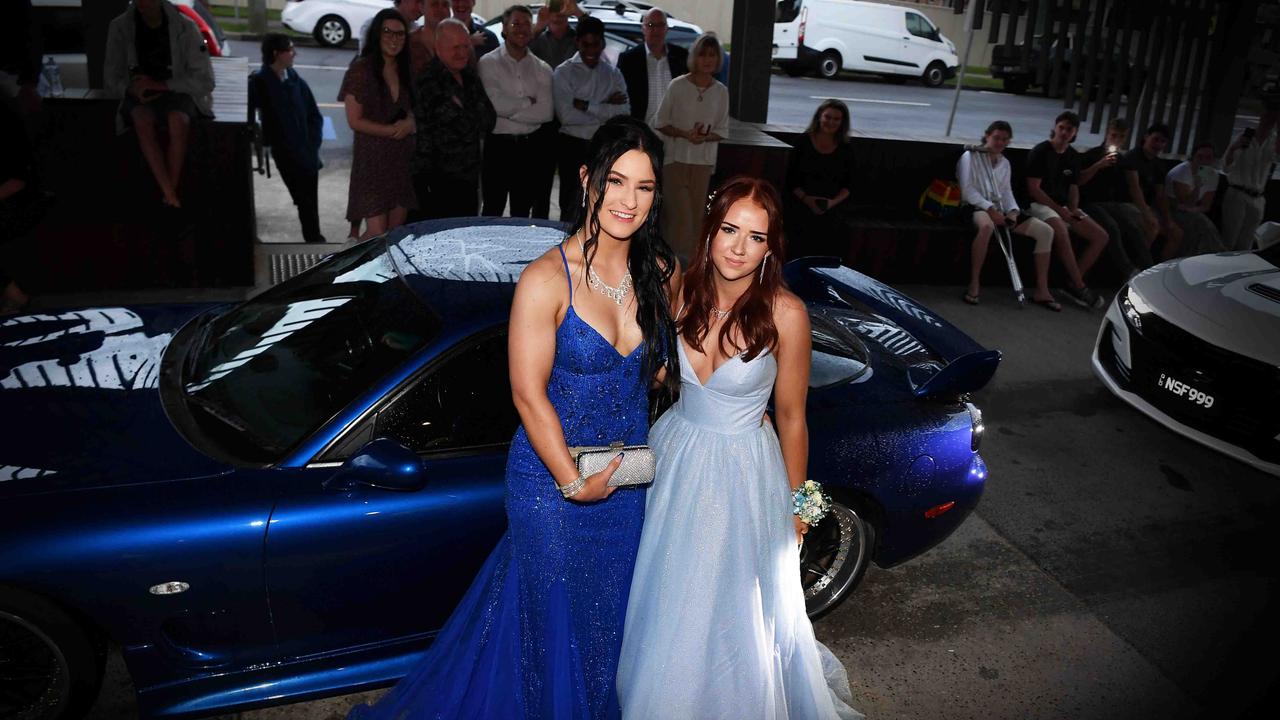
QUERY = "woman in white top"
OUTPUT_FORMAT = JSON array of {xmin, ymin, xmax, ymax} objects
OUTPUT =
[
  {"xmin": 956, "ymin": 120, "xmax": 1057, "ymax": 309},
  {"xmin": 654, "ymin": 33, "xmax": 730, "ymax": 260},
  {"xmin": 1223, "ymin": 107, "xmax": 1280, "ymax": 251},
  {"xmin": 1164, "ymin": 140, "xmax": 1225, "ymax": 256}
]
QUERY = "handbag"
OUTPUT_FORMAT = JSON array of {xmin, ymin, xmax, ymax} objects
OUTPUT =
[
  {"xmin": 567, "ymin": 441, "xmax": 655, "ymax": 488},
  {"xmin": 918, "ymin": 178, "xmax": 964, "ymax": 221}
]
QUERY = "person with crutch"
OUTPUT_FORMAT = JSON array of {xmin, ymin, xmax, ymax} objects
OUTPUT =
[{"xmin": 956, "ymin": 120, "xmax": 1059, "ymax": 310}]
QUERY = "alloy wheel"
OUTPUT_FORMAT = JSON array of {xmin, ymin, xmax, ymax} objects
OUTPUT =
[
  {"xmin": 0, "ymin": 611, "xmax": 71, "ymax": 720},
  {"xmin": 800, "ymin": 502, "xmax": 871, "ymax": 618}
]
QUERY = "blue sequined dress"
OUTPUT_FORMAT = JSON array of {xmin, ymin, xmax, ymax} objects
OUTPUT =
[{"xmin": 351, "ymin": 245, "xmax": 649, "ymax": 720}]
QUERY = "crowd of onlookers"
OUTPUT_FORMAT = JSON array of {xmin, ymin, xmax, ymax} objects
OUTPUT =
[
  {"xmin": 779, "ymin": 93, "xmax": 1278, "ymax": 312},
  {"xmin": 256, "ymin": 0, "xmax": 729, "ymax": 252},
  {"xmin": 3, "ymin": 0, "xmax": 1276, "ymax": 317},
  {"xmin": 948, "ymin": 109, "xmax": 1275, "ymax": 311}
]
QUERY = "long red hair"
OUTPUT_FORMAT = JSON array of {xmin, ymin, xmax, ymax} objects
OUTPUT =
[{"xmin": 680, "ymin": 176, "xmax": 787, "ymax": 362}]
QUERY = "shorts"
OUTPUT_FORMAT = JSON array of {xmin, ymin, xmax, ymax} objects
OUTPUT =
[
  {"xmin": 973, "ymin": 209, "xmax": 1054, "ymax": 254},
  {"xmin": 119, "ymin": 91, "xmax": 198, "ymax": 128},
  {"xmin": 1027, "ymin": 202, "xmax": 1065, "ymax": 223}
]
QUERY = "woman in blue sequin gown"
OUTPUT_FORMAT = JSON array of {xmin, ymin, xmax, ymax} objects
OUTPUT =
[
  {"xmin": 350, "ymin": 116, "xmax": 680, "ymax": 720},
  {"xmin": 617, "ymin": 177, "xmax": 860, "ymax": 719}
]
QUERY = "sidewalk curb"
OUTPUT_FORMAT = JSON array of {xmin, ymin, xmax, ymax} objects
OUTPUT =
[
  {"xmin": 226, "ymin": 31, "xmax": 354, "ymax": 50},
  {"xmin": 225, "ymin": 30, "xmax": 355, "ymax": 49}
]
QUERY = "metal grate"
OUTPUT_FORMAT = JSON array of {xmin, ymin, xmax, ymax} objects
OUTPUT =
[
  {"xmin": 254, "ymin": 243, "xmax": 338, "ymax": 288},
  {"xmin": 1247, "ymin": 283, "xmax": 1280, "ymax": 304},
  {"xmin": 268, "ymin": 253, "xmax": 328, "ymax": 285}
]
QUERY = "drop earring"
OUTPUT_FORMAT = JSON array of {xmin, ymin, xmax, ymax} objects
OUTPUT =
[{"xmin": 759, "ymin": 255, "xmax": 769, "ymax": 282}]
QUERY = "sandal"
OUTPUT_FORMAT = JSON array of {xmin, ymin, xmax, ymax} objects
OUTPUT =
[
  {"xmin": 962, "ymin": 292, "xmax": 980, "ymax": 306},
  {"xmin": 1032, "ymin": 297, "xmax": 1062, "ymax": 312}
]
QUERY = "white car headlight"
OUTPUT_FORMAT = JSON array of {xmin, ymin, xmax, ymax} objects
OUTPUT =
[{"xmin": 1120, "ymin": 284, "xmax": 1152, "ymax": 331}]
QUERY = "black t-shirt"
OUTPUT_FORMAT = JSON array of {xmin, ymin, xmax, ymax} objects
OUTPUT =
[
  {"xmin": 1122, "ymin": 148, "xmax": 1164, "ymax": 205},
  {"xmin": 134, "ymin": 9, "xmax": 172, "ymax": 81},
  {"xmin": 1025, "ymin": 140, "xmax": 1081, "ymax": 206},
  {"xmin": 1079, "ymin": 144, "xmax": 1128, "ymax": 204}
]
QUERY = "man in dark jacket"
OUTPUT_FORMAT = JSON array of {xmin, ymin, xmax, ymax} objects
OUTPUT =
[
  {"xmin": 250, "ymin": 33, "xmax": 325, "ymax": 243},
  {"xmin": 617, "ymin": 8, "xmax": 688, "ymax": 126},
  {"xmin": 412, "ymin": 19, "xmax": 497, "ymax": 218}
]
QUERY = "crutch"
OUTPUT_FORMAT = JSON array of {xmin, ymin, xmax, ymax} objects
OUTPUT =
[{"xmin": 965, "ymin": 145, "xmax": 1026, "ymax": 308}]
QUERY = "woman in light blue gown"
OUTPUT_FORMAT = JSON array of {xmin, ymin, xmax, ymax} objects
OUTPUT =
[{"xmin": 617, "ymin": 176, "xmax": 861, "ymax": 720}]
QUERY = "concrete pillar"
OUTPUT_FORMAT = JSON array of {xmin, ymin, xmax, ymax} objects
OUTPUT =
[
  {"xmin": 1199, "ymin": 0, "xmax": 1258, "ymax": 152},
  {"xmin": 728, "ymin": 0, "xmax": 774, "ymax": 122}
]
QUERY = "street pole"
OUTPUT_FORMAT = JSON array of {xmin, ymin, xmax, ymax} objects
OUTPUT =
[
  {"xmin": 249, "ymin": 0, "xmax": 267, "ymax": 36},
  {"xmin": 945, "ymin": 0, "xmax": 979, "ymax": 137}
]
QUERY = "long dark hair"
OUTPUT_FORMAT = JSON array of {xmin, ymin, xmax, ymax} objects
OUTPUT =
[
  {"xmin": 568, "ymin": 116, "xmax": 680, "ymax": 413},
  {"xmin": 362, "ymin": 8, "xmax": 413, "ymax": 104},
  {"xmin": 805, "ymin": 99, "xmax": 850, "ymax": 143},
  {"xmin": 681, "ymin": 176, "xmax": 786, "ymax": 362}
]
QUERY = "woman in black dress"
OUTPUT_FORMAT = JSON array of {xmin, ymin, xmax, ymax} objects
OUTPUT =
[{"xmin": 784, "ymin": 99, "xmax": 854, "ymax": 258}]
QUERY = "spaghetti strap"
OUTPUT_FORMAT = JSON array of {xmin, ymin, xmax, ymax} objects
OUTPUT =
[{"xmin": 558, "ymin": 243, "xmax": 573, "ymax": 306}]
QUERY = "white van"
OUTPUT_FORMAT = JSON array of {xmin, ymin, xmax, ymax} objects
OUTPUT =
[{"xmin": 774, "ymin": 0, "xmax": 959, "ymax": 86}]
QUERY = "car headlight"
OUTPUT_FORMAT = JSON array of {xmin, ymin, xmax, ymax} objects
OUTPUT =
[
  {"xmin": 966, "ymin": 401, "xmax": 984, "ymax": 452},
  {"xmin": 1119, "ymin": 284, "xmax": 1152, "ymax": 332}
]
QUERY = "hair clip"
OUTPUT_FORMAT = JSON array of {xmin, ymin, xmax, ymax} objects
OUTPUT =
[{"xmin": 704, "ymin": 189, "xmax": 718, "ymax": 213}]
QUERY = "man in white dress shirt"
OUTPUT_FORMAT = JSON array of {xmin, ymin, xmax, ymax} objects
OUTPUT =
[
  {"xmin": 617, "ymin": 8, "xmax": 688, "ymax": 127},
  {"xmin": 552, "ymin": 15, "xmax": 630, "ymax": 221},
  {"xmin": 478, "ymin": 5, "xmax": 554, "ymax": 218},
  {"xmin": 1223, "ymin": 106, "xmax": 1279, "ymax": 251}
]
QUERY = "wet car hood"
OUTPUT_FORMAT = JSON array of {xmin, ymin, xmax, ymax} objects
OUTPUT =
[
  {"xmin": 1132, "ymin": 252, "xmax": 1280, "ymax": 366},
  {"xmin": 0, "ymin": 305, "xmax": 229, "ymax": 496}
]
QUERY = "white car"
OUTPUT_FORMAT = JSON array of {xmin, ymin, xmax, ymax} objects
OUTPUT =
[
  {"xmin": 282, "ymin": 0, "xmax": 393, "ymax": 47},
  {"xmin": 773, "ymin": 0, "xmax": 959, "ymax": 86},
  {"xmin": 1092, "ymin": 247, "xmax": 1280, "ymax": 476}
]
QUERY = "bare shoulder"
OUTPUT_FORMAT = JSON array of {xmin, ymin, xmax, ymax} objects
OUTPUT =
[
  {"xmin": 773, "ymin": 289, "xmax": 809, "ymax": 323},
  {"xmin": 514, "ymin": 246, "xmax": 570, "ymax": 300}
]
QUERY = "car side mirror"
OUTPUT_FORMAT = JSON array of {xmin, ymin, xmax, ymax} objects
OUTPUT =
[{"xmin": 324, "ymin": 438, "xmax": 427, "ymax": 492}]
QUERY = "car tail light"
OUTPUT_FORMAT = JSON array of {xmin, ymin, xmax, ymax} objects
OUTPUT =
[
  {"xmin": 799, "ymin": 6, "xmax": 807, "ymax": 45},
  {"xmin": 924, "ymin": 501, "xmax": 955, "ymax": 519}
]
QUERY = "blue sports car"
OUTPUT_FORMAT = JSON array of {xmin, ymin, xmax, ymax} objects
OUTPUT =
[{"xmin": 0, "ymin": 219, "xmax": 996, "ymax": 719}]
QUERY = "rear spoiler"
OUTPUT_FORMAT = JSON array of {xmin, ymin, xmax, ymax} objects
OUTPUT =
[
  {"xmin": 908, "ymin": 350, "xmax": 1002, "ymax": 397},
  {"xmin": 784, "ymin": 255, "xmax": 989, "ymax": 361}
]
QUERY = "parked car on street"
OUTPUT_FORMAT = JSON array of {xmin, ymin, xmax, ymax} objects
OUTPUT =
[
  {"xmin": 482, "ymin": 1, "xmax": 703, "ymax": 67},
  {"xmin": 773, "ymin": 0, "xmax": 959, "ymax": 85},
  {"xmin": 282, "ymin": 0, "xmax": 393, "ymax": 47},
  {"xmin": 0, "ymin": 219, "xmax": 995, "ymax": 719},
  {"xmin": 1093, "ymin": 246, "xmax": 1280, "ymax": 476}
]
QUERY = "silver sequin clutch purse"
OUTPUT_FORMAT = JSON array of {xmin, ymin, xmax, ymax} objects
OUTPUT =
[{"xmin": 567, "ymin": 442, "xmax": 655, "ymax": 487}]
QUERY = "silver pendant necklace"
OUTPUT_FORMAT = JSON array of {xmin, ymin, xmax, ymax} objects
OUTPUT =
[
  {"xmin": 710, "ymin": 305, "xmax": 730, "ymax": 320},
  {"xmin": 578, "ymin": 236, "xmax": 632, "ymax": 306}
]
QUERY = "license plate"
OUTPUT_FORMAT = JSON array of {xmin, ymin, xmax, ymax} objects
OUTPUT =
[{"xmin": 1156, "ymin": 372, "xmax": 1216, "ymax": 410}]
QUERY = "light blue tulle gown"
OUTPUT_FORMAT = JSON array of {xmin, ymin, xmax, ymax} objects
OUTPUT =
[
  {"xmin": 352, "ymin": 245, "xmax": 649, "ymax": 720},
  {"xmin": 617, "ymin": 341, "xmax": 861, "ymax": 720}
]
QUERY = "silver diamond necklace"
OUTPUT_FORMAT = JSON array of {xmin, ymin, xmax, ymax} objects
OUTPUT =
[
  {"xmin": 710, "ymin": 305, "xmax": 730, "ymax": 320},
  {"xmin": 578, "ymin": 236, "xmax": 632, "ymax": 306}
]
